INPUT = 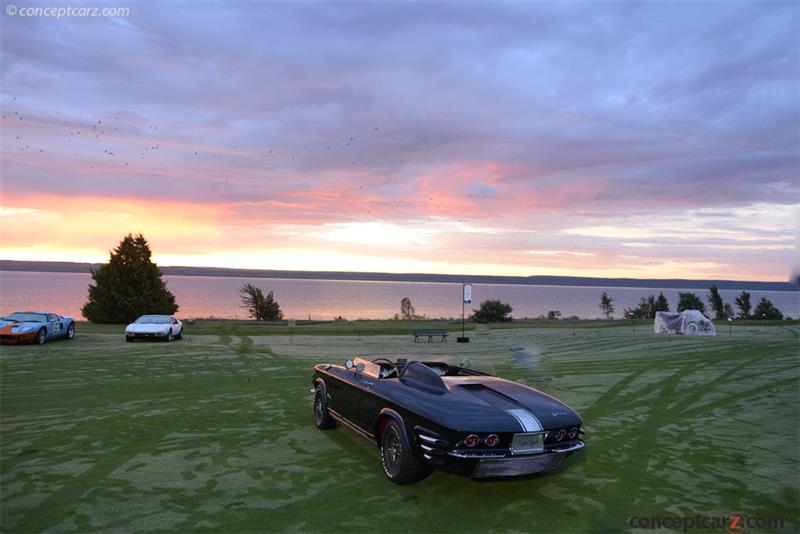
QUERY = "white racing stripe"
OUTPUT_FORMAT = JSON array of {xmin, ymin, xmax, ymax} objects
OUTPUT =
[{"xmin": 506, "ymin": 408, "xmax": 543, "ymax": 432}]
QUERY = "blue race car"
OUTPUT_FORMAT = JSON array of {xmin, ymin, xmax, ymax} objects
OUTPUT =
[{"xmin": 0, "ymin": 312, "xmax": 76, "ymax": 345}]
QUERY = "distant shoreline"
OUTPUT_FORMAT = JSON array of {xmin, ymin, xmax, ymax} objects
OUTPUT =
[{"xmin": 2, "ymin": 260, "xmax": 797, "ymax": 292}]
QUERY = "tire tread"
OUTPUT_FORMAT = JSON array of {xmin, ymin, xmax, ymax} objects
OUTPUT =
[
  {"xmin": 314, "ymin": 384, "xmax": 336, "ymax": 429},
  {"xmin": 380, "ymin": 419, "xmax": 431, "ymax": 484}
]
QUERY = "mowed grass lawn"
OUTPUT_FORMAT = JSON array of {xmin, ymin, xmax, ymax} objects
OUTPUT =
[{"xmin": 1, "ymin": 323, "xmax": 798, "ymax": 533}]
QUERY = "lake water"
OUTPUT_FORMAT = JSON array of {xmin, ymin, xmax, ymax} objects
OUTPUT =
[{"xmin": 1, "ymin": 270, "xmax": 797, "ymax": 321}]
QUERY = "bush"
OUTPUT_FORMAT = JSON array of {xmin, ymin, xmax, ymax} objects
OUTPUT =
[
  {"xmin": 82, "ymin": 234, "xmax": 178, "ymax": 323},
  {"xmin": 623, "ymin": 293, "xmax": 669, "ymax": 320},
  {"xmin": 471, "ymin": 299, "xmax": 513, "ymax": 323},
  {"xmin": 400, "ymin": 297, "xmax": 415, "ymax": 320},
  {"xmin": 677, "ymin": 292, "xmax": 705, "ymax": 313},
  {"xmin": 753, "ymin": 298, "xmax": 783, "ymax": 320}
]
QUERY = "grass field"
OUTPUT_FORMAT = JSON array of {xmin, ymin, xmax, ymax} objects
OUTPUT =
[{"xmin": 1, "ymin": 322, "xmax": 798, "ymax": 533}]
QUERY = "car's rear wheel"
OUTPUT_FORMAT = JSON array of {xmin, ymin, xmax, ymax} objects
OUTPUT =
[
  {"xmin": 313, "ymin": 384, "xmax": 335, "ymax": 429},
  {"xmin": 65, "ymin": 322, "xmax": 75, "ymax": 340},
  {"xmin": 380, "ymin": 419, "xmax": 430, "ymax": 484},
  {"xmin": 35, "ymin": 328, "xmax": 46, "ymax": 345},
  {"xmin": 175, "ymin": 328, "xmax": 183, "ymax": 340}
]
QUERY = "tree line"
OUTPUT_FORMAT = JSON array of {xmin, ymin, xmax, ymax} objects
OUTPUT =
[{"xmin": 598, "ymin": 287, "xmax": 785, "ymax": 320}]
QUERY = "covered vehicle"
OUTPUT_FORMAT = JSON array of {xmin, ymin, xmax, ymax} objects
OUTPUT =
[
  {"xmin": 0, "ymin": 312, "xmax": 75, "ymax": 345},
  {"xmin": 312, "ymin": 356, "xmax": 584, "ymax": 484},
  {"xmin": 125, "ymin": 315, "xmax": 183, "ymax": 342},
  {"xmin": 654, "ymin": 310, "xmax": 716, "ymax": 336}
]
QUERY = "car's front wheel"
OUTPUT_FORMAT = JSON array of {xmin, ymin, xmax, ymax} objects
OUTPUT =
[
  {"xmin": 35, "ymin": 328, "xmax": 47, "ymax": 345},
  {"xmin": 175, "ymin": 328, "xmax": 183, "ymax": 340},
  {"xmin": 313, "ymin": 384, "xmax": 335, "ymax": 429},
  {"xmin": 165, "ymin": 331, "xmax": 173, "ymax": 342},
  {"xmin": 65, "ymin": 323, "xmax": 75, "ymax": 340},
  {"xmin": 380, "ymin": 419, "xmax": 430, "ymax": 484}
]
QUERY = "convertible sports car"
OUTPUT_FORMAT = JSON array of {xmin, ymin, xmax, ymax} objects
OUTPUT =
[
  {"xmin": 312, "ymin": 356, "xmax": 584, "ymax": 484},
  {"xmin": 125, "ymin": 315, "xmax": 183, "ymax": 342},
  {"xmin": 0, "ymin": 312, "xmax": 75, "ymax": 345}
]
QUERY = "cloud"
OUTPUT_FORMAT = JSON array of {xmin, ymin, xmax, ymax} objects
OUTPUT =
[
  {"xmin": 1, "ymin": 2, "xmax": 798, "ymax": 280},
  {"xmin": 526, "ymin": 250, "xmax": 595, "ymax": 257},
  {"xmin": 467, "ymin": 181, "xmax": 497, "ymax": 200}
]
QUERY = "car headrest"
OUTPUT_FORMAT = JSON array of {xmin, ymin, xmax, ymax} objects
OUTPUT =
[{"xmin": 400, "ymin": 362, "xmax": 447, "ymax": 395}]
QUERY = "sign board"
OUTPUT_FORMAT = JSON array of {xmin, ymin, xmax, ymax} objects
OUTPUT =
[{"xmin": 463, "ymin": 284, "xmax": 472, "ymax": 304}]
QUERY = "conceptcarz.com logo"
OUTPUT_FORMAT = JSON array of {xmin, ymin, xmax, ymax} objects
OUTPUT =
[{"xmin": 628, "ymin": 512, "xmax": 785, "ymax": 533}]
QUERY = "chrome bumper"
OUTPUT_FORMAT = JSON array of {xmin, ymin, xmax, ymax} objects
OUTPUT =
[{"xmin": 466, "ymin": 441, "xmax": 584, "ymax": 478}]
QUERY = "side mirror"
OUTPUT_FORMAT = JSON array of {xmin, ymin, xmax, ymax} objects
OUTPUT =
[{"xmin": 346, "ymin": 359, "xmax": 354, "ymax": 370}]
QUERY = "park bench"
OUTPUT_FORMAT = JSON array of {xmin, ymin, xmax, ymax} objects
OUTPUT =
[{"xmin": 413, "ymin": 328, "xmax": 448, "ymax": 343}]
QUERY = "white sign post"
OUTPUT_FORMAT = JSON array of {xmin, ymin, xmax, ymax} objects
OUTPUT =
[{"xmin": 459, "ymin": 283, "xmax": 472, "ymax": 343}]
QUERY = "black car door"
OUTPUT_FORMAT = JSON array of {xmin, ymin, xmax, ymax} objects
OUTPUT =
[
  {"xmin": 325, "ymin": 367, "xmax": 364, "ymax": 424},
  {"xmin": 355, "ymin": 377, "xmax": 384, "ymax": 432}
]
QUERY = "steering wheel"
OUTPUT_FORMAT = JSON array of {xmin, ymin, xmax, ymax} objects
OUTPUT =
[{"xmin": 371, "ymin": 358, "xmax": 398, "ymax": 378}]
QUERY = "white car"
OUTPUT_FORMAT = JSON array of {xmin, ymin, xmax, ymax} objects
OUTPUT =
[{"xmin": 125, "ymin": 315, "xmax": 183, "ymax": 342}]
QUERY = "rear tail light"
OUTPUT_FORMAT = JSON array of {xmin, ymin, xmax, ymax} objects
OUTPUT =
[
  {"xmin": 568, "ymin": 427, "xmax": 578, "ymax": 439},
  {"xmin": 485, "ymin": 434, "xmax": 499, "ymax": 447},
  {"xmin": 464, "ymin": 434, "xmax": 479, "ymax": 447},
  {"xmin": 555, "ymin": 429, "xmax": 566, "ymax": 441}
]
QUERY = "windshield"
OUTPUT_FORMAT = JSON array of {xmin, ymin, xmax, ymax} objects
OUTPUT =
[
  {"xmin": 410, "ymin": 355, "xmax": 495, "ymax": 376},
  {"xmin": 3, "ymin": 312, "xmax": 47, "ymax": 323},
  {"xmin": 134, "ymin": 315, "xmax": 171, "ymax": 324},
  {"xmin": 362, "ymin": 354, "xmax": 495, "ymax": 377}
]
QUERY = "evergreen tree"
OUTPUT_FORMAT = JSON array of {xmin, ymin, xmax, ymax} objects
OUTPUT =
[
  {"xmin": 654, "ymin": 292, "xmax": 670, "ymax": 312},
  {"xmin": 723, "ymin": 303, "xmax": 734, "ymax": 318},
  {"xmin": 599, "ymin": 292, "xmax": 615, "ymax": 319},
  {"xmin": 240, "ymin": 283, "xmax": 283, "ymax": 320},
  {"xmin": 82, "ymin": 234, "xmax": 178, "ymax": 323},
  {"xmin": 261, "ymin": 291, "xmax": 283, "ymax": 320},
  {"xmin": 734, "ymin": 291, "xmax": 752, "ymax": 319},
  {"xmin": 707, "ymin": 285, "xmax": 725, "ymax": 319},
  {"xmin": 677, "ymin": 292, "xmax": 705, "ymax": 313},
  {"xmin": 753, "ymin": 298, "xmax": 783, "ymax": 320},
  {"xmin": 645, "ymin": 295, "xmax": 657, "ymax": 318},
  {"xmin": 625, "ymin": 295, "xmax": 656, "ymax": 319}
]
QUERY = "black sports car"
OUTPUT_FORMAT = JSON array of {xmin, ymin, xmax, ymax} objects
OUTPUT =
[{"xmin": 312, "ymin": 356, "xmax": 585, "ymax": 484}]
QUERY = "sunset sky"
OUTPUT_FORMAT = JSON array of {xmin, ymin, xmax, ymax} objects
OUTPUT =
[{"xmin": 1, "ymin": 2, "xmax": 798, "ymax": 281}]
